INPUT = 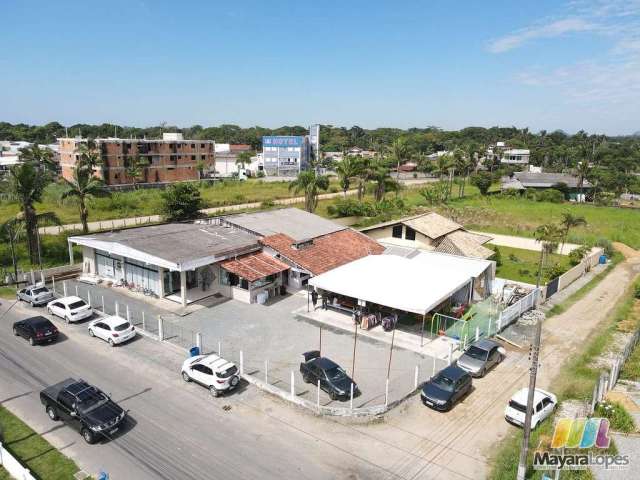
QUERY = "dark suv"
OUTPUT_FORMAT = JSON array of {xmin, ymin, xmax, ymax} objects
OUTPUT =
[
  {"xmin": 421, "ymin": 365, "xmax": 472, "ymax": 411},
  {"xmin": 300, "ymin": 351, "xmax": 359, "ymax": 401}
]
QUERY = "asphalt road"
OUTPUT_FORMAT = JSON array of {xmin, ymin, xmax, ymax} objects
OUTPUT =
[{"xmin": 0, "ymin": 299, "xmax": 388, "ymax": 480}]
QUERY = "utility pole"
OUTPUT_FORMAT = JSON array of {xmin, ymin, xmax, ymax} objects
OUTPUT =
[{"xmin": 517, "ymin": 315, "xmax": 543, "ymax": 480}]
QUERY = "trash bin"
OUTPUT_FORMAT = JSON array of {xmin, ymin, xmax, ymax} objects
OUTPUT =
[
  {"xmin": 189, "ymin": 346, "xmax": 200, "ymax": 357},
  {"xmin": 599, "ymin": 255, "xmax": 607, "ymax": 264}
]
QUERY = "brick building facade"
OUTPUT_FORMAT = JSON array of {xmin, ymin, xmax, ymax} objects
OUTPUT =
[{"xmin": 58, "ymin": 133, "xmax": 215, "ymax": 186}]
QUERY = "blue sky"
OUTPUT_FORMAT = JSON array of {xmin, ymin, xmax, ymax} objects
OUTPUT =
[{"xmin": 1, "ymin": 0, "xmax": 639, "ymax": 134}]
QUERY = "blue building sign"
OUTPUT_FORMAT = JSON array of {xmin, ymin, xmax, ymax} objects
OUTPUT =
[{"xmin": 262, "ymin": 136, "xmax": 303, "ymax": 147}]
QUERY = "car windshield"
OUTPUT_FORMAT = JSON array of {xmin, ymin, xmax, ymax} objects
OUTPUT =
[
  {"xmin": 218, "ymin": 365, "xmax": 238, "ymax": 379},
  {"xmin": 32, "ymin": 287, "xmax": 48, "ymax": 295},
  {"xmin": 68, "ymin": 300, "xmax": 87, "ymax": 310},
  {"xmin": 76, "ymin": 387, "xmax": 109, "ymax": 414},
  {"xmin": 325, "ymin": 366, "xmax": 347, "ymax": 382},
  {"xmin": 508, "ymin": 400, "xmax": 527, "ymax": 413},
  {"xmin": 431, "ymin": 374, "xmax": 455, "ymax": 392},
  {"xmin": 465, "ymin": 346, "xmax": 488, "ymax": 361},
  {"xmin": 114, "ymin": 322, "xmax": 131, "ymax": 332}
]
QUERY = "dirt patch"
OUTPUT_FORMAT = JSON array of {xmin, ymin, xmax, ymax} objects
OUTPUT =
[
  {"xmin": 557, "ymin": 399, "xmax": 591, "ymax": 419},
  {"xmin": 591, "ymin": 331, "xmax": 635, "ymax": 370},
  {"xmin": 614, "ymin": 242, "xmax": 640, "ymax": 260},
  {"xmin": 605, "ymin": 391, "xmax": 640, "ymax": 414}
]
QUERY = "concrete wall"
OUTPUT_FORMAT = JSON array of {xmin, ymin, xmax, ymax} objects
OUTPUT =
[
  {"xmin": 82, "ymin": 246, "xmax": 96, "ymax": 274},
  {"xmin": 557, "ymin": 248, "xmax": 604, "ymax": 292}
]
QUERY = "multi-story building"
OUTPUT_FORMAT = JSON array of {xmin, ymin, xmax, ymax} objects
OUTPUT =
[
  {"xmin": 58, "ymin": 133, "xmax": 215, "ymax": 186},
  {"xmin": 485, "ymin": 141, "xmax": 530, "ymax": 166},
  {"xmin": 261, "ymin": 124, "xmax": 320, "ymax": 177}
]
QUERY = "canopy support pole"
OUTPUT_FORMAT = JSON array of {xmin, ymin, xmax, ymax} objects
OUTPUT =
[{"xmin": 420, "ymin": 313, "xmax": 426, "ymax": 347}]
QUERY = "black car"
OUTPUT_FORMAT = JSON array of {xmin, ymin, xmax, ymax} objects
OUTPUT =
[
  {"xmin": 300, "ymin": 351, "xmax": 359, "ymax": 401},
  {"xmin": 421, "ymin": 365, "xmax": 472, "ymax": 411},
  {"xmin": 40, "ymin": 379, "xmax": 126, "ymax": 444},
  {"xmin": 12, "ymin": 316, "xmax": 59, "ymax": 346}
]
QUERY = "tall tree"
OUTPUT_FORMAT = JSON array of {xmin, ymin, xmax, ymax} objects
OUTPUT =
[
  {"xmin": 160, "ymin": 182, "xmax": 204, "ymax": 221},
  {"xmin": 335, "ymin": 155, "xmax": 360, "ymax": 197},
  {"xmin": 3, "ymin": 161, "xmax": 54, "ymax": 265},
  {"xmin": 236, "ymin": 151, "xmax": 252, "ymax": 170},
  {"xmin": 559, "ymin": 212, "xmax": 586, "ymax": 254},
  {"xmin": 390, "ymin": 138, "xmax": 409, "ymax": 179},
  {"xmin": 61, "ymin": 162, "xmax": 110, "ymax": 233},
  {"xmin": 289, "ymin": 170, "xmax": 329, "ymax": 212},
  {"xmin": 367, "ymin": 157, "xmax": 399, "ymax": 202},
  {"xmin": 534, "ymin": 223, "xmax": 562, "ymax": 287},
  {"xmin": 0, "ymin": 218, "xmax": 23, "ymax": 283},
  {"xmin": 18, "ymin": 144, "xmax": 57, "ymax": 173}
]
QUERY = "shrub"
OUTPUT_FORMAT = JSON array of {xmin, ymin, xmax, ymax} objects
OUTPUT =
[
  {"xmin": 490, "ymin": 246, "xmax": 502, "ymax": 267},
  {"xmin": 595, "ymin": 238, "xmax": 614, "ymax": 257},
  {"xmin": 569, "ymin": 245, "xmax": 591, "ymax": 266},
  {"xmin": 546, "ymin": 263, "xmax": 568, "ymax": 280},
  {"xmin": 256, "ymin": 170, "xmax": 265, "ymax": 178},
  {"xmin": 160, "ymin": 182, "xmax": 204, "ymax": 221},
  {"xmin": 412, "ymin": 172, "xmax": 418, "ymax": 179},
  {"xmin": 327, "ymin": 198, "xmax": 376, "ymax": 217},
  {"xmin": 524, "ymin": 188, "xmax": 538, "ymax": 200},
  {"xmin": 635, "ymin": 282, "xmax": 640, "ymax": 299},
  {"xmin": 328, "ymin": 185, "xmax": 339, "ymax": 194},
  {"xmin": 508, "ymin": 253, "xmax": 519, "ymax": 262},
  {"xmin": 537, "ymin": 188, "xmax": 565, "ymax": 203},
  {"xmin": 470, "ymin": 172, "xmax": 492, "ymax": 195},
  {"xmin": 595, "ymin": 401, "xmax": 635, "ymax": 433}
]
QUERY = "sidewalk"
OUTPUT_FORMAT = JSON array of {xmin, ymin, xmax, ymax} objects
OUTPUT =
[
  {"xmin": 472, "ymin": 230, "xmax": 582, "ymax": 255},
  {"xmin": 295, "ymin": 305, "xmax": 461, "ymax": 361}
]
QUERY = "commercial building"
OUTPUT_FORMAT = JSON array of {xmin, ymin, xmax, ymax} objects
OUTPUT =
[
  {"xmin": 213, "ymin": 144, "xmax": 252, "ymax": 177},
  {"xmin": 360, "ymin": 212, "xmax": 494, "ymax": 259},
  {"xmin": 58, "ymin": 133, "xmax": 215, "ymax": 187},
  {"xmin": 261, "ymin": 124, "xmax": 320, "ymax": 176}
]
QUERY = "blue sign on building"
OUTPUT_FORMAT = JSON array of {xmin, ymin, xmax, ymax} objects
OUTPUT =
[{"xmin": 262, "ymin": 136, "xmax": 303, "ymax": 147}]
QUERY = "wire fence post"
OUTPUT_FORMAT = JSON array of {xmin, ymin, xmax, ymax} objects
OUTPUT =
[
  {"xmin": 350, "ymin": 383, "xmax": 354, "ymax": 411},
  {"xmin": 142, "ymin": 311, "xmax": 146, "ymax": 330},
  {"xmin": 414, "ymin": 365, "xmax": 419, "ymax": 390},
  {"xmin": 290, "ymin": 371, "xmax": 295, "ymax": 399},
  {"xmin": 475, "ymin": 326, "xmax": 480, "ymax": 342},
  {"xmin": 102, "ymin": 295, "xmax": 105, "ymax": 313},
  {"xmin": 158, "ymin": 316, "xmax": 164, "ymax": 341},
  {"xmin": 75, "ymin": 284, "xmax": 79, "ymax": 297},
  {"xmin": 63, "ymin": 281, "xmax": 68, "ymax": 297},
  {"xmin": 126, "ymin": 304, "xmax": 130, "ymax": 322},
  {"xmin": 88, "ymin": 290, "xmax": 92, "ymax": 308},
  {"xmin": 52, "ymin": 275, "xmax": 55, "ymax": 293},
  {"xmin": 115, "ymin": 301, "xmax": 119, "ymax": 317}
]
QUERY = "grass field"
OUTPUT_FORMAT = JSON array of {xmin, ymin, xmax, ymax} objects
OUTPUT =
[
  {"xmin": 0, "ymin": 285, "xmax": 16, "ymax": 299},
  {"xmin": 493, "ymin": 245, "xmax": 572, "ymax": 284},
  {"xmin": 0, "ymin": 405, "xmax": 81, "ymax": 480},
  {"xmin": 0, "ymin": 178, "xmax": 338, "ymax": 226}
]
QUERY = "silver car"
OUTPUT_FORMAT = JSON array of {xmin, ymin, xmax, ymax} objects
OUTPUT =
[
  {"xmin": 456, "ymin": 338, "xmax": 505, "ymax": 377},
  {"xmin": 16, "ymin": 285, "xmax": 55, "ymax": 307}
]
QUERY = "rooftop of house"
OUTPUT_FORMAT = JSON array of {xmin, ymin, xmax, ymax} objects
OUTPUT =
[
  {"xmin": 260, "ymin": 229, "xmax": 385, "ymax": 275},
  {"xmin": 222, "ymin": 208, "xmax": 346, "ymax": 242},
  {"xmin": 502, "ymin": 171, "xmax": 592, "ymax": 189},
  {"xmin": 220, "ymin": 251, "xmax": 290, "ymax": 282},
  {"xmin": 361, "ymin": 212, "xmax": 462, "ymax": 241},
  {"xmin": 69, "ymin": 223, "xmax": 260, "ymax": 271}
]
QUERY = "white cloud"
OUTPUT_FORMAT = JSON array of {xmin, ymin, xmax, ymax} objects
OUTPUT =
[{"xmin": 487, "ymin": 18, "xmax": 595, "ymax": 53}]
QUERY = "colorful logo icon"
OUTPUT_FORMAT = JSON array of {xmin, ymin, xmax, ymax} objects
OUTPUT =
[{"xmin": 551, "ymin": 418, "xmax": 610, "ymax": 449}]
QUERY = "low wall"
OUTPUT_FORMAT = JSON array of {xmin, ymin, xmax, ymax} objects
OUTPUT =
[
  {"xmin": 557, "ymin": 248, "xmax": 604, "ymax": 292},
  {"xmin": 0, "ymin": 442, "xmax": 36, "ymax": 480}
]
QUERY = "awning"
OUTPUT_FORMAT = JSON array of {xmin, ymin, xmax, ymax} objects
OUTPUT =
[
  {"xmin": 220, "ymin": 252, "xmax": 289, "ymax": 282},
  {"xmin": 309, "ymin": 253, "xmax": 491, "ymax": 315}
]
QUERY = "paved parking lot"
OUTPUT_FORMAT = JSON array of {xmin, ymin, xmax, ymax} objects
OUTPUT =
[{"xmin": 176, "ymin": 293, "xmax": 447, "ymax": 408}]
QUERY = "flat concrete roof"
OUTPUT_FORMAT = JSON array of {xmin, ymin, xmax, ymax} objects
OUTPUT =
[
  {"xmin": 222, "ymin": 208, "xmax": 345, "ymax": 242},
  {"xmin": 69, "ymin": 223, "xmax": 260, "ymax": 271}
]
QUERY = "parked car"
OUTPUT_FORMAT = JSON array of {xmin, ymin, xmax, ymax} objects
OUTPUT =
[
  {"xmin": 12, "ymin": 316, "xmax": 59, "ymax": 346},
  {"xmin": 88, "ymin": 316, "xmax": 136, "ymax": 347},
  {"xmin": 504, "ymin": 388, "xmax": 557, "ymax": 429},
  {"xmin": 299, "ymin": 350, "xmax": 359, "ymax": 401},
  {"xmin": 16, "ymin": 284, "xmax": 55, "ymax": 306},
  {"xmin": 40, "ymin": 378, "xmax": 126, "ymax": 444},
  {"xmin": 421, "ymin": 365, "xmax": 472, "ymax": 411},
  {"xmin": 181, "ymin": 354, "xmax": 240, "ymax": 397},
  {"xmin": 456, "ymin": 339, "xmax": 506, "ymax": 377},
  {"xmin": 47, "ymin": 296, "xmax": 92, "ymax": 323}
]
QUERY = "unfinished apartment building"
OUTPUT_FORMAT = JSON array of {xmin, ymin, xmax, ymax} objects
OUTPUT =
[{"xmin": 58, "ymin": 133, "xmax": 215, "ymax": 187}]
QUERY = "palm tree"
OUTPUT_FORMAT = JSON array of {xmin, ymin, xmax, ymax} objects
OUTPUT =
[
  {"xmin": 355, "ymin": 156, "xmax": 370, "ymax": 200},
  {"xmin": 18, "ymin": 144, "xmax": 57, "ymax": 173},
  {"xmin": 236, "ymin": 151, "xmax": 252, "ymax": 170},
  {"xmin": 534, "ymin": 223, "xmax": 562, "ymax": 287},
  {"xmin": 61, "ymin": 164, "xmax": 110, "ymax": 233},
  {"xmin": 0, "ymin": 218, "xmax": 23, "ymax": 284},
  {"xmin": 559, "ymin": 212, "xmax": 586, "ymax": 254},
  {"xmin": 335, "ymin": 155, "xmax": 360, "ymax": 197},
  {"xmin": 289, "ymin": 170, "xmax": 329, "ymax": 212},
  {"xmin": 3, "ymin": 161, "xmax": 54, "ymax": 265},
  {"xmin": 391, "ymin": 138, "xmax": 409, "ymax": 179},
  {"xmin": 575, "ymin": 157, "xmax": 591, "ymax": 200},
  {"xmin": 367, "ymin": 158, "xmax": 398, "ymax": 202}
]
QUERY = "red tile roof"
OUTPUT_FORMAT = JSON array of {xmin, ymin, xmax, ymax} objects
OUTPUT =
[
  {"xmin": 220, "ymin": 252, "xmax": 289, "ymax": 282},
  {"xmin": 260, "ymin": 229, "xmax": 384, "ymax": 275}
]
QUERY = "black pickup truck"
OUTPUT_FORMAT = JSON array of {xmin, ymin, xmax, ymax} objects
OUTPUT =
[{"xmin": 40, "ymin": 378, "xmax": 126, "ymax": 444}]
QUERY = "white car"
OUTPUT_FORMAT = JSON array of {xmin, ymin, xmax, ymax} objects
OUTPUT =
[
  {"xmin": 505, "ymin": 388, "xmax": 557, "ymax": 429},
  {"xmin": 46, "ymin": 296, "xmax": 93, "ymax": 323},
  {"xmin": 181, "ymin": 354, "xmax": 240, "ymax": 397},
  {"xmin": 88, "ymin": 315, "xmax": 136, "ymax": 347}
]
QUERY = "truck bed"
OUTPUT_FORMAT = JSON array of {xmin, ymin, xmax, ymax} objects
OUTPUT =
[{"xmin": 40, "ymin": 378, "xmax": 77, "ymax": 404}]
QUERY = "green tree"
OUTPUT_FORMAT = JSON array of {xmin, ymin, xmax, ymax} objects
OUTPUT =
[
  {"xmin": 160, "ymin": 182, "xmax": 204, "ymax": 221},
  {"xmin": 3, "ymin": 161, "xmax": 55, "ymax": 265},
  {"xmin": 18, "ymin": 144, "xmax": 57, "ymax": 173},
  {"xmin": 289, "ymin": 170, "xmax": 330, "ymax": 212},
  {"xmin": 559, "ymin": 212, "xmax": 587, "ymax": 254},
  {"xmin": 61, "ymin": 162, "xmax": 110, "ymax": 234},
  {"xmin": 335, "ymin": 155, "xmax": 360, "ymax": 196},
  {"xmin": 236, "ymin": 151, "xmax": 252, "ymax": 170},
  {"xmin": 367, "ymin": 158, "xmax": 399, "ymax": 202},
  {"xmin": 0, "ymin": 218, "xmax": 23, "ymax": 283},
  {"xmin": 534, "ymin": 223, "xmax": 562, "ymax": 286},
  {"xmin": 390, "ymin": 138, "xmax": 409, "ymax": 179},
  {"xmin": 470, "ymin": 172, "xmax": 492, "ymax": 195}
]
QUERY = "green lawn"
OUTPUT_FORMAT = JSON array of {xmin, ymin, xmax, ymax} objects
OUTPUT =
[
  {"xmin": 493, "ymin": 245, "xmax": 572, "ymax": 284},
  {"xmin": 0, "ymin": 285, "xmax": 16, "ymax": 299},
  {"xmin": 0, "ymin": 406, "xmax": 81, "ymax": 480}
]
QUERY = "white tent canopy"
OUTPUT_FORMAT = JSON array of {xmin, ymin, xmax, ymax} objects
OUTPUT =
[{"xmin": 309, "ymin": 252, "xmax": 492, "ymax": 315}]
